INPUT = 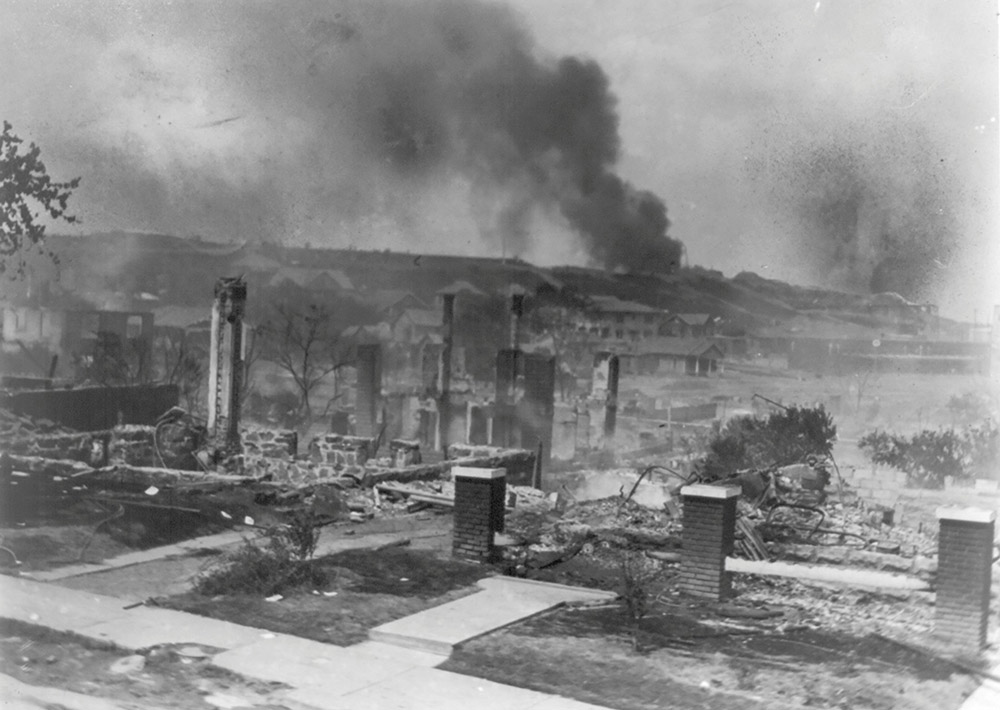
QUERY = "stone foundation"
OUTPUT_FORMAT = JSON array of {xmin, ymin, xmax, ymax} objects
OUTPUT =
[
  {"xmin": 243, "ymin": 427, "xmax": 298, "ymax": 459},
  {"xmin": 310, "ymin": 434, "xmax": 374, "ymax": 468}
]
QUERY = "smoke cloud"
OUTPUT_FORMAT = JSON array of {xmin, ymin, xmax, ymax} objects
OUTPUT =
[
  {"xmin": 510, "ymin": 0, "xmax": 997, "ymax": 312},
  {"xmin": 0, "ymin": 0, "xmax": 682, "ymax": 272}
]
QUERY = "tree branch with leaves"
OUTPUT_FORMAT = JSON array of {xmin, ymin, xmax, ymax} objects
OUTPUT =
[{"xmin": 1, "ymin": 121, "xmax": 80, "ymax": 278}]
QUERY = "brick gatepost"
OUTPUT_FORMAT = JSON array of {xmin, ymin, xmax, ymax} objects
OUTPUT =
[
  {"xmin": 680, "ymin": 484, "xmax": 741, "ymax": 600},
  {"xmin": 935, "ymin": 507, "xmax": 996, "ymax": 649},
  {"xmin": 0, "ymin": 453, "xmax": 12, "ymax": 525},
  {"xmin": 452, "ymin": 466, "xmax": 507, "ymax": 563}
]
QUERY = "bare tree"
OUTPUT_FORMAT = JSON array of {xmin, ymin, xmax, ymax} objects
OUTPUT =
[
  {"xmin": 260, "ymin": 302, "xmax": 349, "ymax": 424},
  {"xmin": 78, "ymin": 331, "xmax": 153, "ymax": 387},
  {"xmin": 157, "ymin": 330, "xmax": 207, "ymax": 415},
  {"xmin": 238, "ymin": 320, "xmax": 266, "ymax": 409}
]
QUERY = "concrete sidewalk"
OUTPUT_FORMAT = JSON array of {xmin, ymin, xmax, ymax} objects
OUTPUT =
[
  {"xmin": 959, "ymin": 629, "xmax": 1000, "ymax": 710},
  {"xmin": 0, "ymin": 574, "xmax": 612, "ymax": 710},
  {"xmin": 370, "ymin": 576, "xmax": 616, "ymax": 654},
  {"xmin": 31, "ymin": 520, "xmax": 451, "ymax": 583}
]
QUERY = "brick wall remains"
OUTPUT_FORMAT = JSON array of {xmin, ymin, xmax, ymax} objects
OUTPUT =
[
  {"xmin": 310, "ymin": 434, "xmax": 374, "ymax": 468},
  {"xmin": 1, "ymin": 384, "xmax": 178, "ymax": 431},
  {"xmin": 4, "ymin": 431, "xmax": 106, "ymax": 464}
]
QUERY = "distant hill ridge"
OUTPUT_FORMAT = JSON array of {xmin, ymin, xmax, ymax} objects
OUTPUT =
[{"xmin": 38, "ymin": 232, "xmax": 957, "ymax": 340}]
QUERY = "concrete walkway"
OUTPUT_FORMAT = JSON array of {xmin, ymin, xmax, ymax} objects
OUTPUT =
[
  {"xmin": 0, "ymin": 574, "xmax": 613, "ymax": 710},
  {"xmin": 370, "ymin": 576, "xmax": 616, "ymax": 655},
  {"xmin": 959, "ymin": 629, "xmax": 1000, "ymax": 710}
]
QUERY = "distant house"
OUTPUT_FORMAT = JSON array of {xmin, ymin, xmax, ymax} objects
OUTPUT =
[
  {"xmin": 1, "ymin": 305, "xmax": 155, "ymax": 379},
  {"xmin": 631, "ymin": 337, "xmax": 724, "ymax": 376},
  {"xmin": 370, "ymin": 290, "xmax": 429, "ymax": 320},
  {"xmin": 341, "ymin": 323, "xmax": 392, "ymax": 344},
  {"xmin": 268, "ymin": 267, "xmax": 354, "ymax": 293},
  {"xmin": 576, "ymin": 295, "xmax": 667, "ymax": 342},
  {"xmin": 662, "ymin": 313, "xmax": 720, "ymax": 338},
  {"xmin": 866, "ymin": 293, "xmax": 938, "ymax": 337},
  {"xmin": 391, "ymin": 308, "xmax": 442, "ymax": 344},
  {"xmin": 151, "ymin": 306, "xmax": 211, "ymax": 332}
]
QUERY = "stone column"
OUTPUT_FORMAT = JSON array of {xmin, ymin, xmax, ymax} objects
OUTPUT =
[
  {"xmin": 355, "ymin": 344, "xmax": 382, "ymax": 439},
  {"xmin": 603, "ymin": 354, "xmax": 620, "ymax": 444},
  {"xmin": 935, "ymin": 507, "xmax": 996, "ymax": 649},
  {"xmin": 208, "ymin": 276, "xmax": 247, "ymax": 456},
  {"xmin": 521, "ymin": 353, "xmax": 555, "ymax": 470},
  {"xmin": 438, "ymin": 294, "xmax": 455, "ymax": 456},
  {"xmin": 680, "ymin": 484, "xmax": 740, "ymax": 600},
  {"xmin": 452, "ymin": 466, "xmax": 506, "ymax": 563},
  {"xmin": 492, "ymin": 348, "xmax": 520, "ymax": 448}
]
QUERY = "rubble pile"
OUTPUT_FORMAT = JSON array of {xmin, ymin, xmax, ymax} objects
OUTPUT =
[
  {"xmin": 0, "ymin": 408, "xmax": 76, "ymax": 439},
  {"xmin": 756, "ymin": 500, "xmax": 938, "ymax": 556},
  {"xmin": 734, "ymin": 576, "xmax": 934, "ymax": 639},
  {"xmin": 0, "ymin": 408, "xmax": 97, "ymax": 462}
]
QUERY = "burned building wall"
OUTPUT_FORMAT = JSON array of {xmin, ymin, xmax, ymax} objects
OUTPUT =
[{"xmin": 0, "ymin": 384, "xmax": 179, "ymax": 432}]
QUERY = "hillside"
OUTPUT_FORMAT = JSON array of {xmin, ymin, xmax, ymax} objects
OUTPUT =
[{"xmin": 5, "ymin": 232, "xmax": 962, "ymax": 341}]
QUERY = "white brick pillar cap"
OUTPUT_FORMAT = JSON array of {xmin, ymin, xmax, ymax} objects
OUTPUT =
[
  {"xmin": 680, "ymin": 484, "xmax": 741, "ymax": 499},
  {"xmin": 452, "ymin": 466, "xmax": 506, "ymax": 480},
  {"xmin": 935, "ymin": 507, "xmax": 997, "ymax": 524}
]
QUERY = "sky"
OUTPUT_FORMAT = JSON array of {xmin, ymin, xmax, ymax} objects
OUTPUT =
[{"xmin": 1, "ymin": 0, "xmax": 997, "ymax": 320}]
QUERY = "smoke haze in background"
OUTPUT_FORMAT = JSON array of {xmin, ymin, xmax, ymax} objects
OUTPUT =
[
  {"xmin": 1, "ymin": 0, "xmax": 996, "ymax": 316},
  {"xmin": 0, "ymin": 0, "xmax": 681, "ymax": 273},
  {"xmin": 512, "ymin": 0, "xmax": 998, "ymax": 318}
]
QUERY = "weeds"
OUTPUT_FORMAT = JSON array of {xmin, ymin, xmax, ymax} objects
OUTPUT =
[
  {"xmin": 194, "ymin": 511, "xmax": 326, "ymax": 597},
  {"xmin": 619, "ymin": 550, "xmax": 661, "ymax": 653}
]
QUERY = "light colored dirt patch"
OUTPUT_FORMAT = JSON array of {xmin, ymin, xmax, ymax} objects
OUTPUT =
[{"xmin": 0, "ymin": 619, "xmax": 294, "ymax": 710}]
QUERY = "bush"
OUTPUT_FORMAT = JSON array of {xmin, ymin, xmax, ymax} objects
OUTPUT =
[
  {"xmin": 194, "ymin": 513, "xmax": 325, "ymax": 596},
  {"xmin": 859, "ymin": 419, "xmax": 999, "ymax": 488},
  {"xmin": 619, "ymin": 551, "xmax": 662, "ymax": 652},
  {"xmin": 699, "ymin": 405, "xmax": 836, "ymax": 479},
  {"xmin": 274, "ymin": 509, "xmax": 321, "ymax": 561}
]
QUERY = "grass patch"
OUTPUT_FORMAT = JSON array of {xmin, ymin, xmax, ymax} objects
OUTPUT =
[
  {"xmin": 160, "ymin": 545, "xmax": 490, "ymax": 646},
  {"xmin": 442, "ymin": 605, "xmax": 978, "ymax": 710}
]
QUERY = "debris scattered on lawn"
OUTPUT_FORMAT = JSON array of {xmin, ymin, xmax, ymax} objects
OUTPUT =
[{"xmin": 109, "ymin": 654, "xmax": 146, "ymax": 674}]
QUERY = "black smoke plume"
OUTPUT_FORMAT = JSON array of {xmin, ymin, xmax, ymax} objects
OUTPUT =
[{"xmin": 1, "ymin": 0, "xmax": 682, "ymax": 272}]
